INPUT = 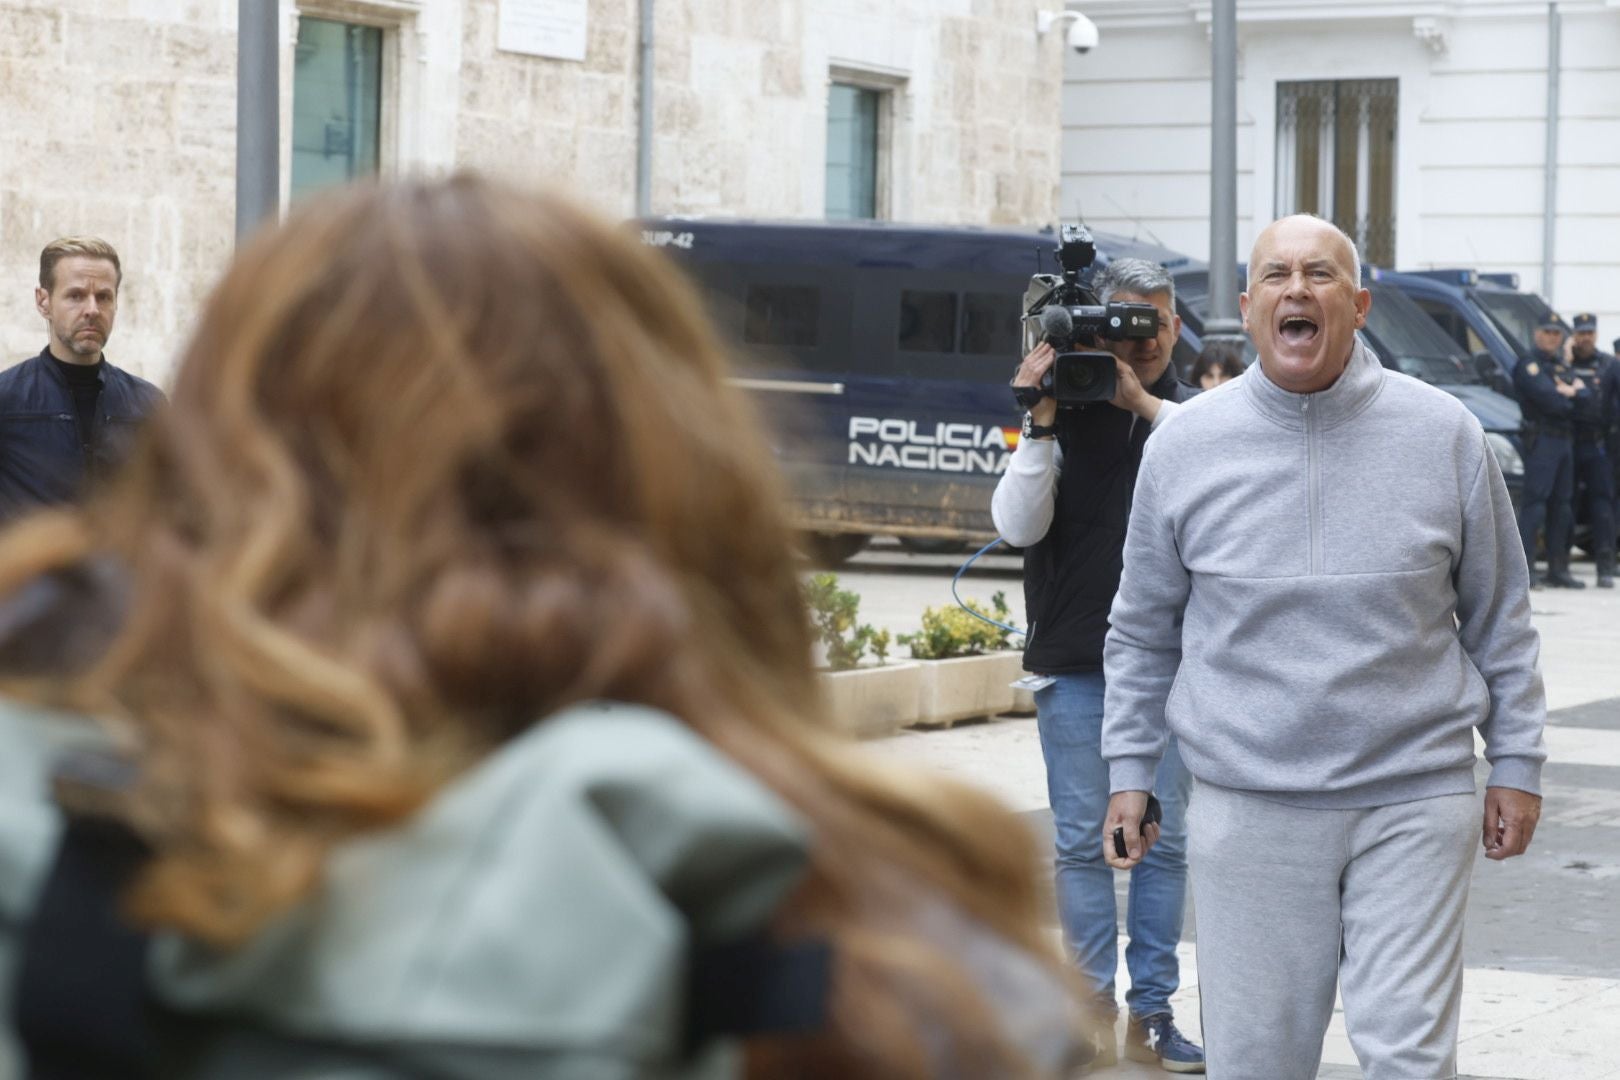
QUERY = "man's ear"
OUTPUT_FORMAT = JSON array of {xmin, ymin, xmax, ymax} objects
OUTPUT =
[
  {"xmin": 1238, "ymin": 292, "xmax": 1251, "ymax": 331},
  {"xmin": 1353, "ymin": 287, "xmax": 1371, "ymax": 329},
  {"xmin": 34, "ymin": 286, "xmax": 49, "ymax": 320}
]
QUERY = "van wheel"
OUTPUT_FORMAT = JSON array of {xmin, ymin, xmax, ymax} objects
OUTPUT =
[
  {"xmin": 898, "ymin": 537, "xmax": 965, "ymax": 555},
  {"xmin": 801, "ymin": 532, "xmax": 870, "ymax": 567}
]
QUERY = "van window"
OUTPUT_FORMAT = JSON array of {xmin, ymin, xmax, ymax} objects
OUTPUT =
[
  {"xmin": 1414, "ymin": 298, "xmax": 1486, "ymax": 356},
  {"xmin": 745, "ymin": 285, "xmax": 820, "ymax": 347},
  {"xmin": 961, "ymin": 291, "xmax": 1021, "ymax": 356},
  {"xmin": 899, "ymin": 290, "xmax": 958, "ymax": 353},
  {"xmin": 1472, "ymin": 289, "xmax": 1551, "ymax": 356},
  {"xmin": 1364, "ymin": 285, "xmax": 1480, "ymax": 385}
]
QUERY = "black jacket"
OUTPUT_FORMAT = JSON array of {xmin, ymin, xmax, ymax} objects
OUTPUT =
[
  {"xmin": 1021, "ymin": 366, "xmax": 1198, "ymax": 674},
  {"xmin": 0, "ymin": 349, "xmax": 164, "ymax": 520},
  {"xmin": 1513, "ymin": 349, "xmax": 1584, "ymax": 440}
]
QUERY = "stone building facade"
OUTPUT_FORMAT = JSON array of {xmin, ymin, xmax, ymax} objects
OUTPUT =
[{"xmin": 1, "ymin": 0, "xmax": 1066, "ymax": 384}]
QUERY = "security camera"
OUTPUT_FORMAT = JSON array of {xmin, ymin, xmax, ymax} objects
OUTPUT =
[
  {"xmin": 1067, "ymin": 14, "xmax": 1099, "ymax": 54},
  {"xmin": 1036, "ymin": 10, "xmax": 1100, "ymax": 55}
]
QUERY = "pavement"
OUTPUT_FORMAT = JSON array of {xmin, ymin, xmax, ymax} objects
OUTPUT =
[{"xmin": 853, "ymin": 546, "xmax": 1620, "ymax": 1079}]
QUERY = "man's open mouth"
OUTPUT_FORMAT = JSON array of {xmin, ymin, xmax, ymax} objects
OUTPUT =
[{"xmin": 1279, "ymin": 314, "xmax": 1318, "ymax": 346}]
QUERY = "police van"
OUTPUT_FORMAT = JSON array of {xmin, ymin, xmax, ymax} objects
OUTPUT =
[
  {"xmin": 642, "ymin": 219, "xmax": 1195, "ymax": 561},
  {"xmin": 1367, "ymin": 268, "xmax": 1557, "ymax": 395}
]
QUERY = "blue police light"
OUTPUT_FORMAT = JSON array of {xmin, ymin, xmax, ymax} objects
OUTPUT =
[{"xmin": 1408, "ymin": 268, "xmax": 1479, "ymax": 287}]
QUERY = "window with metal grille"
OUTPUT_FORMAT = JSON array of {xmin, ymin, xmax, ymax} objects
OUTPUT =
[{"xmin": 1275, "ymin": 80, "xmax": 1398, "ymax": 267}]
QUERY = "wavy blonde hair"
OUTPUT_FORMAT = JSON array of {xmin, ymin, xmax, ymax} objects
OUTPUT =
[{"xmin": 8, "ymin": 177, "xmax": 1082, "ymax": 1075}]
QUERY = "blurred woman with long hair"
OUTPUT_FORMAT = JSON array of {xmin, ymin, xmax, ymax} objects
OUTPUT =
[{"xmin": 0, "ymin": 177, "xmax": 1089, "ymax": 1078}]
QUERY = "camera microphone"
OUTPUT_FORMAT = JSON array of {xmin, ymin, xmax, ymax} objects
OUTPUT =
[{"xmin": 1039, "ymin": 304, "xmax": 1073, "ymax": 346}]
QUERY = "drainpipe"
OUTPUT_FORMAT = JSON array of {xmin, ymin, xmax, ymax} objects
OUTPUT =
[
  {"xmin": 1205, "ymin": 0, "xmax": 1243, "ymax": 342},
  {"xmin": 1541, "ymin": 3, "xmax": 1561, "ymax": 300},
  {"xmin": 236, "ymin": 0, "xmax": 280, "ymax": 240},
  {"xmin": 636, "ymin": 0, "xmax": 654, "ymax": 217}
]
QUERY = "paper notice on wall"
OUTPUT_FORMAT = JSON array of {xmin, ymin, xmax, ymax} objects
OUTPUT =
[{"xmin": 498, "ymin": 0, "xmax": 588, "ymax": 62}]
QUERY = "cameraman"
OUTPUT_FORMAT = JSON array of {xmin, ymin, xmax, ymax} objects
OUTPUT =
[{"xmin": 991, "ymin": 258, "xmax": 1203, "ymax": 1073}]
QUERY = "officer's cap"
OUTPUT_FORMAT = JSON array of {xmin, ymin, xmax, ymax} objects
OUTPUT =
[
  {"xmin": 1572, "ymin": 312, "xmax": 1598, "ymax": 333},
  {"xmin": 1537, "ymin": 314, "xmax": 1568, "ymax": 335}
]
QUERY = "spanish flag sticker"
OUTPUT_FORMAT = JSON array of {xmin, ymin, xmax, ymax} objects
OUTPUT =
[{"xmin": 1002, "ymin": 426, "xmax": 1021, "ymax": 449}]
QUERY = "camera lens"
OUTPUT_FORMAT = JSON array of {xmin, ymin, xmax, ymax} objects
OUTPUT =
[
  {"xmin": 1063, "ymin": 363, "xmax": 1099, "ymax": 394},
  {"xmin": 1054, "ymin": 351, "xmax": 1118, "ymax": 404}
]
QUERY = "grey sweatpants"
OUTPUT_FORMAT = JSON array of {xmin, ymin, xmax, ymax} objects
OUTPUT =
[{"xmin": 1188, "ymin": 783, "xmax": 1479, "ymax": 1080}]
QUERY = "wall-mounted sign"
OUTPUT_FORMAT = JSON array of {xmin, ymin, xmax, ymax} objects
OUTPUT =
[{"xmin": 498, "ymin": 0, "xmax": 588, "ymax": 62}]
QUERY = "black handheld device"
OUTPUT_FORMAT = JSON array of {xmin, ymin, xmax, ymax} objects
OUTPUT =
[{"xmin": 1111, "ymin": 793, "xmax": 1164, "ymax": 860}]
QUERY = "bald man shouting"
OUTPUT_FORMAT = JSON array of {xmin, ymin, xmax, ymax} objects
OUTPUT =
[{"xmin": 1099, "ymin": 215, "xmax": 1547, "ymax": 1079}]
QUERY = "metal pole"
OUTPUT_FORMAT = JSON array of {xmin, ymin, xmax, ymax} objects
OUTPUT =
[
  {"xmin": 1541, "ymin": 3, "xmax": 1561, "ymax": 301},
  {"xmin": 636, "ymin": 0, "xmax": 655, "ymax": 218},
  {"xmin": 1205, "ymin": 0, "xmax": 1243, "ymax": 340},
  {"xmin": 236, "ymin": 0, "xmax": 280, "ymax": 240}
]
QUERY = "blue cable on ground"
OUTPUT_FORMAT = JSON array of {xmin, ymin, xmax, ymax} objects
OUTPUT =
[{"xmin": 951, "ymin": 537, "xmax": 1026, "ymax": 636}]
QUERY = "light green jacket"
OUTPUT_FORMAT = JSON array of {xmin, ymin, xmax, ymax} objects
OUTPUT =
[{"xmin": 0, "ymin": 700, "xmax": 811, "ymax": 1079}]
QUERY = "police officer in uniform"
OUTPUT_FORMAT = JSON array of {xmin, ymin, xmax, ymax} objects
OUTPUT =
[
  {"xmin": 1612, "ymin": 332, "xmax": 1620, "ymax": 530},
  {"xmin": 1566, "ymin": 313, "xmax": 1618, "ymax": 586},
  {"xmin": 1514, "ymin": 315, "xmax": 1589, "ymax": 588}
]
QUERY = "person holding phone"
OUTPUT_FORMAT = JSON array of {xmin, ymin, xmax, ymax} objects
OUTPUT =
[{"xmin": 1102, "ymin": 215, "xmax": 1546, "ymax": 1080}]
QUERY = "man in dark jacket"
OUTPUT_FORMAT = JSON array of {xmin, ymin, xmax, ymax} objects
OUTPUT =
[
  {"xmin": 991, "ymin": 258, "xmax": 1203, "ymax": 1073},
  {"xmin": 0, "ymin": 237, "xmax": 164, "ymax": 521}
]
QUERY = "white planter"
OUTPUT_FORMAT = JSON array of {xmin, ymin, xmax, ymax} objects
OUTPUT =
[
  {"xmin": 818, "ymin": 662, "xmax": 922, "ymax": 738},
  {"xmin": 911, "ymin": 651, "xmax": 1024, "ymax": 728}
]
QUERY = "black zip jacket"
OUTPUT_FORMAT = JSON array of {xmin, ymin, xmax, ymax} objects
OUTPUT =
[
  {"xmin": 1021, "ymin": 366, "xmax": 1198, "ymax": 674},
  {"xmin": 0, "ymin": 349, "xmax": 165, "ymax": 520}
]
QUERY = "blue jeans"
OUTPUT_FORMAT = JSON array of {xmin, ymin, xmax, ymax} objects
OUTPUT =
[{"xmin": 1035, "ymin": 671, "xmax": 1192, "ymax": 1019}]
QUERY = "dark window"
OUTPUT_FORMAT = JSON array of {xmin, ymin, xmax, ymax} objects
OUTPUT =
[
  {"xmin": 1363, "ymin": 285, "xmax": 1478, "ymax": 385},
  {"xmin": 744, "ymin": 285, "xmax": 820, "ymax": 346},
  {"xmin": 1413, "ymin": 298, "xmax": 1485, "ymax": 355},
  {"xmin": 898, "ymin": 290, "xmax": 957, "ymax": 353},
  {"xmin": 961, "ymin": 291, "xmax": 1021, "ymax": 356},
  {"xmin": 1473, "ymin": 289, "xmax": 1553, "ymax": 356}
]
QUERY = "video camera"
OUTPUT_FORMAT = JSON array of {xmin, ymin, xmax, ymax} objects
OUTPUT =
[{"xmin": 1021, "ymin": 225, "xmax": 1160, "ymax": 404}]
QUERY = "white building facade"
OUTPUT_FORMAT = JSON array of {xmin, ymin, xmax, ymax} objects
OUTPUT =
[
  {"xmin": 1, "ymin": 0, "xmax": 1069, "ymax": 383},
  {"xmin": 1062, "ymin": 0, "xmax": 1620, "ymax": 333}
]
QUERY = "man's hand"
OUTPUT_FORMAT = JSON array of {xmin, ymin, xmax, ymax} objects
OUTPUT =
[
  {"xmin": 1555, "ymin": 377, "xmax": 1586, "ymax": 398},
  {"xmin": 1482, "ymin": 787, "xmax": 1541, "ymax": 860},
  {"xmin": 1109, "ymin": 358, "xmax": 1161, "ymax": 422},
  {"xmin": 1104, "ymin": 790, "xmax": 1159, "ymax": 870},
  {"xmin": 1014, "ymin": 343, "xmax": 1058, "ymax": 427}
]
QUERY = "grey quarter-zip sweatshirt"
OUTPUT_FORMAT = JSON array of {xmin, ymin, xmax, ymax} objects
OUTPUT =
[{"xmin": 1103, "ymin": 339, "xmax": 1546, "ymax": 808}]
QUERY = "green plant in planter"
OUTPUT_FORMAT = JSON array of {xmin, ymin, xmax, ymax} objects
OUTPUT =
[
  {"xmin": 800, "ymin": 572, "xmax": 891, "ymax": 671},
  {"xmin": 900, "ymin": 592, "xmax": 1013, "ymax": 660}
]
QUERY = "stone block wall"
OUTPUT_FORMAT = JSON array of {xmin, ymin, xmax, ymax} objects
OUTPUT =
[
  {"xmin": 1, "ymin": 0, "xmax": 1063, "ymax": 385},
  {"xmin": 1, "ymin": 0, "xmax": 238, "ymax": 383}
]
